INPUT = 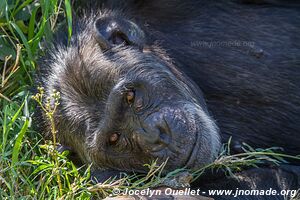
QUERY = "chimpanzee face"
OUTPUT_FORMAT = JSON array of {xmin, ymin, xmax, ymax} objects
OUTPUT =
[{"xmin": 42, "ymin": 12, "xmax": 221, "ymax": 174}]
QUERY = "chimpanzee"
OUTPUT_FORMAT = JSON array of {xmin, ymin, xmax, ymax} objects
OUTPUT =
[{"xmin": 36, "ymin": 0, "xmax": 300, "ymax": 199}]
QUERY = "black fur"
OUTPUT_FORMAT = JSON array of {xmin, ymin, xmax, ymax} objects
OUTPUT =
[
  {"xmin": 36, "ymin": 1, "xmax": 300, "ymax": 199},
  {"xmin": 113, "ymin": 0, "xmax": 300, "ymax": 155},
  {"xmin": 76, "ymin": 0, "xmax": 300, "ymax": 154}
]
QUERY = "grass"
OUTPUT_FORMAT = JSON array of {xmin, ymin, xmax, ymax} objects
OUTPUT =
[{"xmin": 1, "ymin": 0, "xmax": 300, "ymax": 199}]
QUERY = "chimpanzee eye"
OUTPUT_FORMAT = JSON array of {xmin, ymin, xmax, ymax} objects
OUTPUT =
[
  {"xmin": 126, "ymin": 90, "xmax": 135, "ymax": 105},
  {"xmin": 109, "ymin": 132, "xmax": 120, "ymax": 145}
]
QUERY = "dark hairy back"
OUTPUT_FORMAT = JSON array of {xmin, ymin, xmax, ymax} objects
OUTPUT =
[{"xmin": 87, "ymin": 0, "xmax": 300, "ymax": 154}]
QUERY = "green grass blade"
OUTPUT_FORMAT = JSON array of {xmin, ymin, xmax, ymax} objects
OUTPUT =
[
  {"xmin": 11, "ymin": 117, "xmax": 29, "ymax": 165},
  {"xmin": 64, "ymin": 0, "xmax": 72, "ymax": 41},
  {"xmin": 8, "ymin": 101, "xmax": 25, "ymax": 127},
  {"xmin": 10, "ymin": 22, "xmax": 33, "ymax": 59},
  {"xmin": 12, "ymin": 0, "xmax": 33, "ymax": 17},
  {"xmin": 28, "ymin": 5, "xmax": 39, "ymax": 41},
  {"xmin": 2, "ymin": 105, "xmax": 8, "ymax": 156}
]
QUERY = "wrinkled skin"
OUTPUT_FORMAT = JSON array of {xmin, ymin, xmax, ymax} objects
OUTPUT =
[
  {"xmin": 37, "ymin": 11, "xmax": 220, "ymax": 175},
  {"xmin": 37, "ymin": 0, "xmax": 300, "ymax": 195}
]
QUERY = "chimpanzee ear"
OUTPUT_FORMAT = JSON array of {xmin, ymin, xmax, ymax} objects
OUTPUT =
[{"xmin": 94, "ymin": 17, "xmax": 145, "ymax": 50}]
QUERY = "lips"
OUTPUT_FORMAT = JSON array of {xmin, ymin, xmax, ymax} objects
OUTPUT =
[{"xmin": 183, "ymin": 130, "xmax": 201, "ymax": 169}]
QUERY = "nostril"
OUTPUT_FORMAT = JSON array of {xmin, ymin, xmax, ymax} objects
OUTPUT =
[
  {"xmin": 151, "ymin": 124, "xmax": 178, "ymax": 153},
  {"xmin": 157, "ymin": 126, "xmax": 172, "ymax": 145},
  {"xmin": 139, "ymin": 114, "xmax": 173, "ymax": 146},
  {"xmin": 159, "ymin": 131, "xmax": 172, "ymax": 146}
]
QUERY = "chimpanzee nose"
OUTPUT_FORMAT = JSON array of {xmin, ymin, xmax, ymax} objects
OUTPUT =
[
  {"xmin": 136, "ymin": 105, "xmax": 191, "ymax": 152},
  {"xmin": 134, "ymin": 105, "xmax": 197, "ymax": 158},
  {"xmin": 139, "ymin": 112, "xmax": 172, "ymax": 146},
  {"xmin": 134, "ymin": 103, "xmax": 220, "ymax": 170}
]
